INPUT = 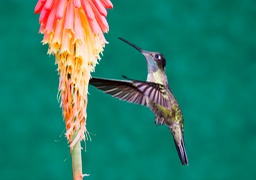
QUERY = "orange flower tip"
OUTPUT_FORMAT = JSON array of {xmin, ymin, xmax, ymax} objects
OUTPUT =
[
  {"xmin": 34, "ymin": 0, "xmax": 44, "ymax": 14},
  {"xmin": 39, "ymin": 8, "xmax": 48, "ymax": 23},
  {"xmin": 92, "ymin": 0, "xmax": 107, "ymax": 16},
  {"xmin": 64, "ymin": 1, "xmax": 75, "ymax": 31},
  {"xmin": 73, "ymin": 0, "xmax": 81, "ymax": 8},
  {"xmin": 102, "ymin": 0, "xmax": 113, "ymax": 9},
  {"xmin": 99, "ymin": 16, "xmax": 109, "ymax": 32},
  {"xmin": 44, "ymin": 0, "xmax": 54, "ymax": 10},
  {"xmin": 56, "ymin": 0, "xmax": 66, "ymax": 19},
  {"xmin": 89, "ymin": 1, "xmax": 109, "ymax": 32},
  {"xmin": 81, "ymin": 0, "xmax": 95, "ymax": 20}
]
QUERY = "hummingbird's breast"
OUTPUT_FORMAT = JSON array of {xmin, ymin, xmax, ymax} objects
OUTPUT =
[{"xmin": 147, "ymin": 95, "xmax": 183, "ymax": 127}]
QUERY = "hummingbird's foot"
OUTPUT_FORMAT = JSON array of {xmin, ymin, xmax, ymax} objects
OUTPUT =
[{"xmin": 154, "ymin": 117, "xmax": 165, "ymax": 126}]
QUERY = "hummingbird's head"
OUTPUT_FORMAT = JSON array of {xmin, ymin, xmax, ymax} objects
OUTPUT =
[
  {"xmin": 119, "ymin": 37, "xmax": 166, "ymax": 72},
  {"xmin": 142, "ymin": 51, "xmax": 166, "ymax": 72}
]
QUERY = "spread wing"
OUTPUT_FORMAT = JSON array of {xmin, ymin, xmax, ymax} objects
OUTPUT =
[{"xmin": 89, "ymin": 77, "xmax": 169, "ymax": 108}]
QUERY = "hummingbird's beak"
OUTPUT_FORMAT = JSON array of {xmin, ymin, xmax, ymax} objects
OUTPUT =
[{"xmin": 118, "ymin": 37, "xmax": 144, "ymax": 53}]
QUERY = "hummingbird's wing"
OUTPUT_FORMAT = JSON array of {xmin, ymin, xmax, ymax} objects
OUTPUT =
[
  {"xmin": 89, "ymin": 77, "xmax": 169, "ymax": 108},
  {"xmin": 122, "ymin": 75, "xmax": 169, "ymax": 108}
]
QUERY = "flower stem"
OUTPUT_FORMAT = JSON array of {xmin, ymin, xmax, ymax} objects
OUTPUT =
[{"xmin": 71, "ymin": 131, "xmax": 83, "ymax": 180}]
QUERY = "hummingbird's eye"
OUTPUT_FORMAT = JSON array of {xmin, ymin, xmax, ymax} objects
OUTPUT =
[{"xmin": 155, "ymin": 54, "xmax": 160, "ymax": 59}]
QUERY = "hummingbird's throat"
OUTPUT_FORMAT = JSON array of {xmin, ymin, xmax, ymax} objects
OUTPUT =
[{"xmin": 147, "ymin": 69, "xmax": 168, "ymax": 85}]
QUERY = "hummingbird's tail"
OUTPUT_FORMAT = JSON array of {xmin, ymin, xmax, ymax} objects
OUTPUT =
[{"xmin": 174, "ymin": 138, "xmax": 188, "ymax": 165}]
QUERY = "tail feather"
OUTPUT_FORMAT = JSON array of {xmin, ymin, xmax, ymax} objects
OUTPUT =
[{"xmin": 174, "ymin": 138, "xmax": 188, "ymax": 165}]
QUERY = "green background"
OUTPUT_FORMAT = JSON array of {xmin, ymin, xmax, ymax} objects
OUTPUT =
[{"xmin": 1, "ymin": 0, "xmax": 256, "ymax": 179}]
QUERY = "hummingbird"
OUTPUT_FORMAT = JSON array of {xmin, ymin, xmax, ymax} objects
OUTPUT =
[{"xmin": 89, "ymin": 37, "xmax": 188, "ymax": 165}]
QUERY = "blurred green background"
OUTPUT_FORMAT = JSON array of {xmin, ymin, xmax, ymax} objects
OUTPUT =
[{"xmin": 0, "ymin": 0, "xmax": 256, "ymax": 179}]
